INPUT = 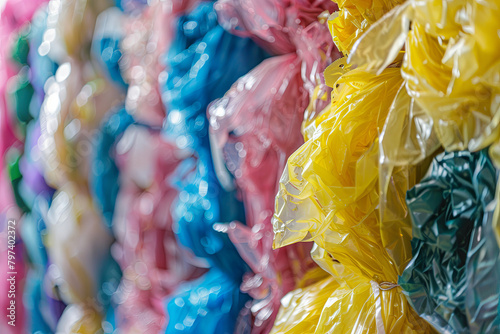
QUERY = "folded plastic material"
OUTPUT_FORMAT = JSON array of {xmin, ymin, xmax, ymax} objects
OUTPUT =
[
  {"xmin": 271, "ymin": 60, "xmax": 434, "ymax": 333},
  {"xmin": 209, "ymin": 1, "xmax": 340, "ymax": 331},
  {"xmin": 349, "ymin": 0, "xmax": 500, "ymax": 163},
  {"xmin": 208, "ymin": 53, "xmax": 315, "ymax": 333},
  {"xmin": 215, "ymin": 0, "xmax": 336, "ymax": 56},
  {"xmin": 328, "ymin": 0, "xmax": 404, "ymax": 56},
  {"xmin": 400, "ymin": 150, "xmax": 500, "ymax": 334}
]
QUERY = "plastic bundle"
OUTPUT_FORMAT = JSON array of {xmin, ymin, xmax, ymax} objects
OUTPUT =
[
  {"xmin": 343, "ymin": 0, "xmax": 500, "ymax": 331},
  {"xmin": 9, "ymin": 11, "xmax": 64, "ymax": 330},
  {"xmin": 209, "ymin": 54, "xmax": 314, "ymax": 333},
  {"xmin": 399, "ymin": 150, "xmax": 500, "ymax": 333},
  {"xmin": 105, "ymin": 1, "xmax": 212, "ymax": 331},
  {"xmin": 159, "ymin": 2, "xmax": 267, "ymax": 333},
  {"xmin": 208, "ymin": 0, "xmax": 340, "ymax": 332},
  {"xmin": 349, "ymin": 0, "xmax": 500, "ymax": 159},
  {"xmin": 272, "ymin": 55, "xmax": 436, "ymax": 331},
  {"xmin": 266, "ymin": 0, "xmax": 441, "ymax": 330}
]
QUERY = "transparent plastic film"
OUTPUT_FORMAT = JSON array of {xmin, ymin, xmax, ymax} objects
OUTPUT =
[
  {"xmin": 269, "ymin": 274, "xmax": 338, "ymax": 334},
  {"xmin": 272, "ymin": 62, "xmax": 434, "ymax": 332},
  {"xmin": 208, "ymin": 2, "xmax": 340, "ymax": 332},
  {"xmin": 349, "ymin": 0, "xmax": 500, "ymax": 155},
  {"xmin": 215, "ymin": 0, "xmax": 337, "ymax": 55},
  {"xmin": 273, "ymin": 65, "xmax": 403, "ymax": 250},
  {"xmin": 328, "ymin": 0, "xmax": 405, "ymax": 56},
  {"xmin": 378, "ymin": 84, "xmax": 441, "ymax": 273}
]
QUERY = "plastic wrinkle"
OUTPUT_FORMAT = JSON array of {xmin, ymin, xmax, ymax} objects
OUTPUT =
[
  {"xmin": 208, "ymin": 0, "xmax": 340, "ymax": 331},
  {"xmin": 209, "ymin": 53, "xmax": 314, "ymax": 333},
  {"xmin": 399, "ymin": 150, "xmax": 500, "ymax": 334},
  {"xmin": 215, "ymin": 0, "xmax": 337, "ymax": 56},
  {"xmin": 271, "ymin": 63, "xmax": 434, "ymax": 333},
  {"xmin": 350, "ymin": 0, "xmax": 500, "ymax": 159},
  {"xmin": 328, "ymin": 0, "xmax": 405, "ymax": 56}
]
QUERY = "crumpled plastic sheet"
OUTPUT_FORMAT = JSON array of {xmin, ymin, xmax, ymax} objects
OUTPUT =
[
  {"xmin": 209, "ymin": 1, "xmax": 340, "ymax": 331},
  {"xmin": 208, "ymin": 53, "xmax": 315, "ymax": 333},
  {"xmin": 215, "ymin": 0, "xmax": 337, "ymax": 56},
  {"xmin": 399, "ymin": 150, "xmax": 500, "ymax": 334},
  {"xmin": 349, "ymin": 0, "xmax": 500, "ymax": 164},
  {"xmin": 271, "ymin": 60, "xmax": 434, "ymax": 333},
  {"xmin": 159, "ymin": 2, "xmax": 267, "ymax": 333},
  {"xmin": 328, "ymin": 0, "xmax": 404, "ymax": 56},
  {"xmin": 376, "ymin": 81, "xmax": 441, "ymax": 242},
  {"xmin": 111, "ymin": 126, "xmax": 206, "ymax": 333},
  {"xmin": 269, "ymin": 266, "xmax": 333, "ymax": 334}
]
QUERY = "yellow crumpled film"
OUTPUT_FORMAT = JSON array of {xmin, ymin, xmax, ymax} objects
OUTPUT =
[
  {"xmin": 272, "ymin": 60, "xmax": 434, "ymax": 332},
  {"xmin": 349, "ymin": 0, "xmax": 500, "ymax": 157},
  {"xmin": 273, "ymin": 65, "xmax": 402, "ymax": 250},
  {"xmin": 328, "ymin": 0, "xmax": 405, "ymax": 56},
  {"xmin": 270, "ymin": 275, "xmax": 339, "ymax": 334},
  {"xmin": 302, "ymin": 84, "xmax": 330, "ymax": 139}
]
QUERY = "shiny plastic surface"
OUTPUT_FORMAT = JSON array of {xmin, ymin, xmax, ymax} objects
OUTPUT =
[
  {"xmin": 209, "ymin": 1, "xmax": 340, "ymax": 331},
  {"xmin": 350, "ymin": 0, "xmax": 500, "ymax": 159},
  {"xmin": 400, "ymin": 150, "xmax": 500, "ymax": 334},
  {"xmin": 328, "ymin": 0, "xmax": 404, "ymax": 56},
  {"xmin": 271, "ymin": 59, "xmax": 434, "ymax": 332}
]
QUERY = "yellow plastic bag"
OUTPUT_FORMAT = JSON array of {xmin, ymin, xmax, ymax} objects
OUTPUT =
[
  {"xmin": 328, "ymin": 0, "xmax": 405, "ymax": 56},
  {"xmin": 270, "ymin": 275, "xmax": 339, "ymax": 334},
  {"xmin": 350, "ymin": 0, "xmax": 500, "ymax": 157},
  {"xmin": 272, "ymin": 58, "xmax": 434, "ymax": 332}
]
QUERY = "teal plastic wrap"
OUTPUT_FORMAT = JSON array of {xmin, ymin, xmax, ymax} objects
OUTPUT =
[{"xmin": 400, "ymin": 150, "xmax": 500, "ymax": 333}]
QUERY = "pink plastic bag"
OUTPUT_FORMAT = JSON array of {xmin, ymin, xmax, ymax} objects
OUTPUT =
[{"xmin": 209, "ymin": 2, "xmax": 341, "ymax": 331}]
